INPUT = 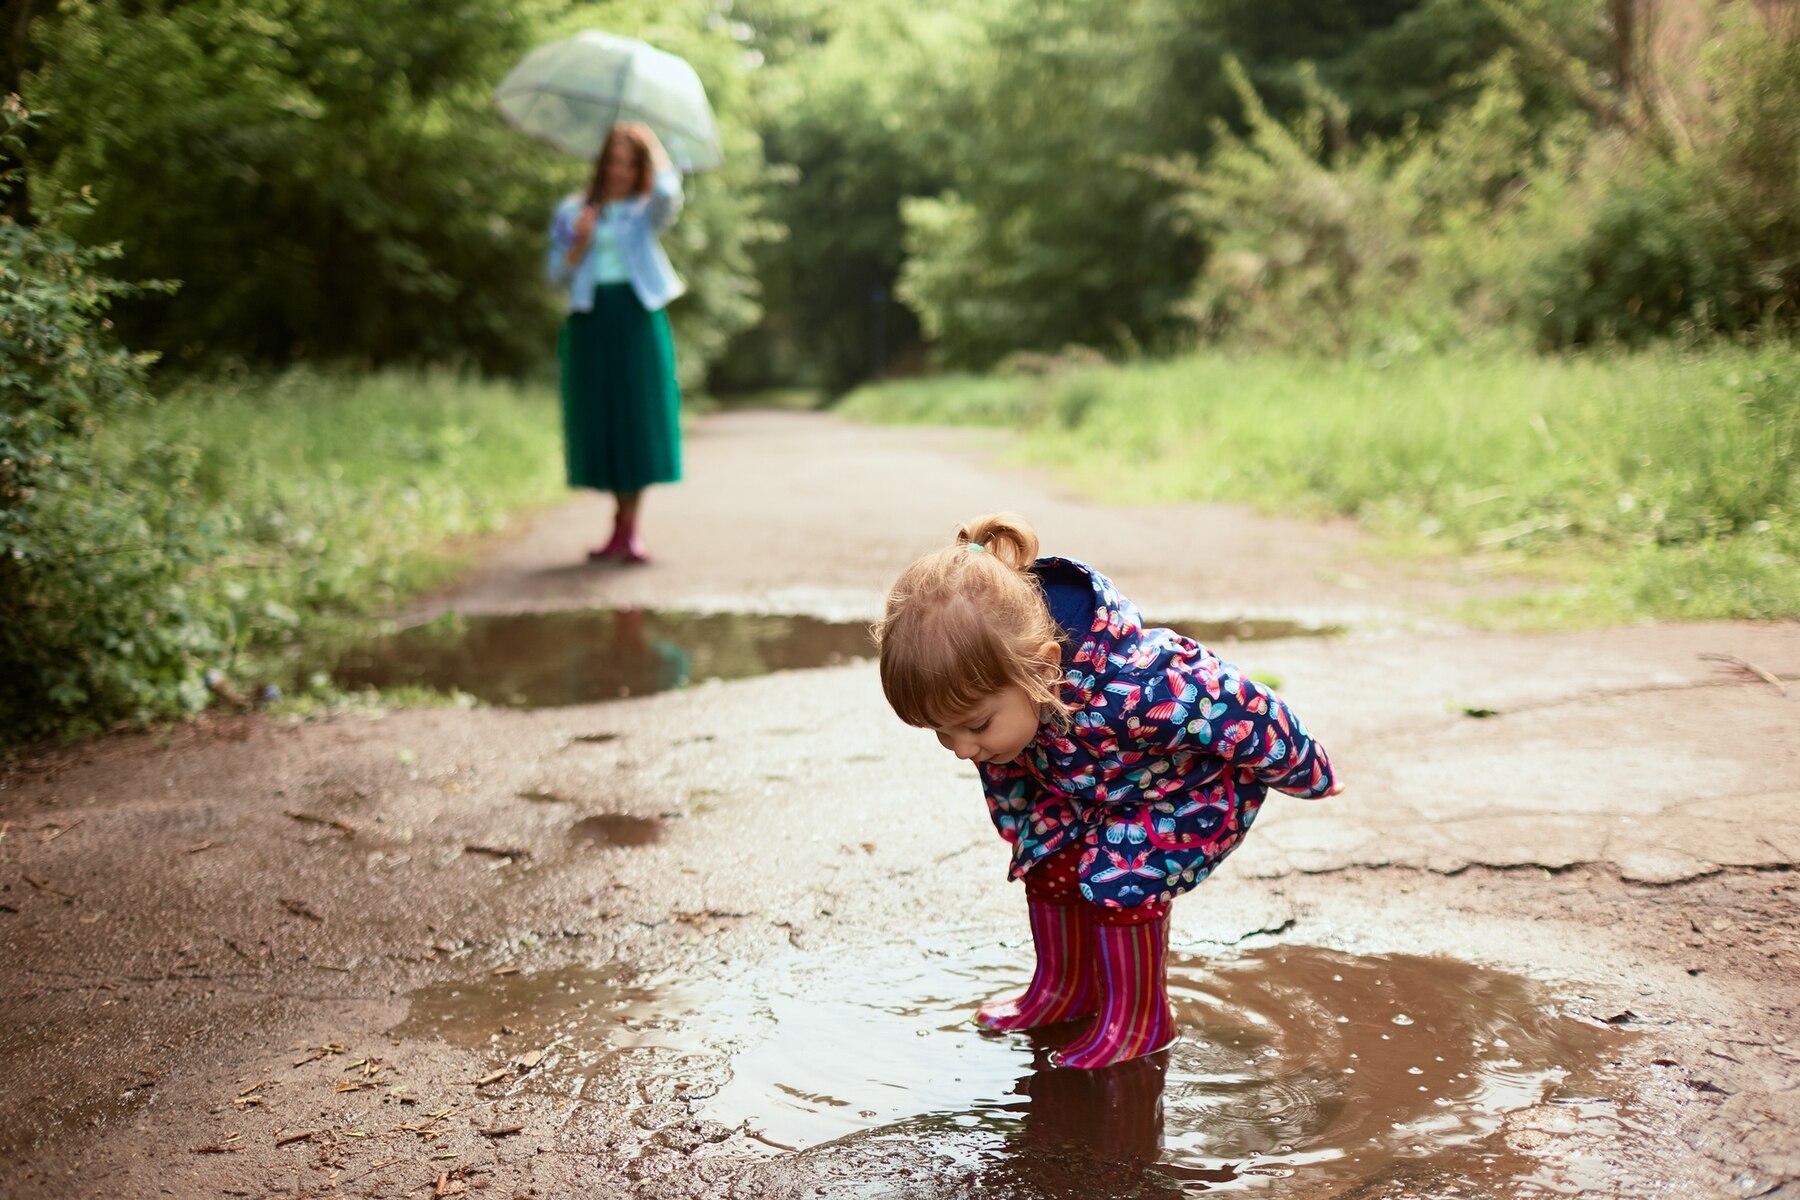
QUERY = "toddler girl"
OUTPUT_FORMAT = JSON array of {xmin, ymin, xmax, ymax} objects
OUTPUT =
[{"xmin": 875, "ymin": 513, "xmax": 1339, "ymax": 1069}]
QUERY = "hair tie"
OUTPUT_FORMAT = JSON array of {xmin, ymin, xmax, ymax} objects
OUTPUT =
[{"xmin": 966, "ymin": 542, "xmax": 988, "ymax": 554}]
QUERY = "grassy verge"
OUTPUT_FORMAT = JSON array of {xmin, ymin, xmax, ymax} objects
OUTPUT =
[
  {"xmin": 839, "ymin": 347, "xmax": 1800, "ymax": 624},
  {"xmin": 12, "ymin": 369, "xmax": 565, "ymax": 741},
  {"xmin": 153, "ymin": 366, "xmax": 567, "ymax": 664}
]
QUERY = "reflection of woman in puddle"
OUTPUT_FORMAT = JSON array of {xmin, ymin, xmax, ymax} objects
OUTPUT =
[
  {"xmin": 541, "ymin": 608, "xmax": 691, "ymax": 703},
  {"xmin": 609, "ymin": 608, "xmax": 691, "ymax": 696},
  {"xmin": 875, "ymin": 513, "xmax": 1339, "ymax": 1069}
]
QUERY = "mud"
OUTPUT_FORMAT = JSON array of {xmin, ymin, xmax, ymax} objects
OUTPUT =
[{"xmin": 568, "ymin": 813, "xmax": 668, "ymax": 848}]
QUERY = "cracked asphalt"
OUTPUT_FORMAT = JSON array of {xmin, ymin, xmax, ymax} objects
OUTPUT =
[{"xmin": 2, "ymin": 410, "xmax": 1796, "ymax": 1199}]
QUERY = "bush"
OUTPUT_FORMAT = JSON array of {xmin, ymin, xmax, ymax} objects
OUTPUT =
[
  {"xmin": 1159, "ymin": 54, "xmax": 1592, "ymax": 355},
  {"xmin": 1, "ymin": 98, "xmax": 222, "ymax": 738},
  {"xmin": 1534, "ymin": 18, "xmax": 1800, "ymax": 346},
  {"xmin": 4, "ymin": 96, "xmax": 568, "ymax": 744}
]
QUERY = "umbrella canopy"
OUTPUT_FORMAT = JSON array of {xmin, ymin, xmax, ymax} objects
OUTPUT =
[{"xmin": 494, "ymin": 31, "xmax": 723, "ymax": 172}]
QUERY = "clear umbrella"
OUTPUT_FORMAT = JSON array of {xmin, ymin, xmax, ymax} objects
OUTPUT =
[{"xmin": 493, "ymin": 31, "xmax": 723, "ymax": 172}]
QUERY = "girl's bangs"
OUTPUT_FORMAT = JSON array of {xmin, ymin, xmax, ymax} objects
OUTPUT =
[{"xmin": 881, "ymin": 627, "xmax": 1012, "ymax": 729}]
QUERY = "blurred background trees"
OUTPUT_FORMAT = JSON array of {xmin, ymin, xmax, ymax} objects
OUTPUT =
[
  {"xmin": 10, "ymin": 0, "xmax": 1795, "ymax": 385},
  {"xmin": 3, "ymin": 0, "xmax": 1796, "ymax": 739}
]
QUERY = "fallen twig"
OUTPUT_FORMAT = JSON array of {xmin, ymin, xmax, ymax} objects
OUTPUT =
[
  {"xmin": 279, "ymin": 897, "xmax": 324, "ymax": 922},
  {"xmin": 221, "ymin": 938, "xmax": 261, "ymax": 964},
  {"xmin": 275, "ymin": 1129, "xmax": 319, "ymax": 1148},
  {"xmin": 464, "ymin": 844, "xmax": 530, "ymax": 860},
  {"xmin": 1698, "ymin": 652, "xmax": 1789, "ymax": 695},
  {"xmin": 21, "ymin": 873, "xmax": 76, "ymax": 900},
  {"xmin": 478, "ymin": 1124, "xmax": 524, "ymax": 1137},
  {"xmin": 292, "ymin": 1042, "xmax": 347, "ymax": 1067},
  {"xmin": 285, "ymin": 809, "xmax": 355, "ymax": 837},
  {"xmin": 38, "ymin": 817, "xmax": 85, "ymax": 843},
  {"xmin": 1476, "ymin": 514, "xmax": 1570, "ymax": 547}
]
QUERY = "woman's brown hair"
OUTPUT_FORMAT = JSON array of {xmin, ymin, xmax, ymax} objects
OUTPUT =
[
  {"xmin": 874, "ymin": 513, "xmax": 1070, "ymax": 730},
  {"xmin": 585, "ymin": 123, "xmax": 654, "ymax": 204}
]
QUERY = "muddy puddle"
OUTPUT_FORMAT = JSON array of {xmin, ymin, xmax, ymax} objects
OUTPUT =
[
  {"xmin": 395, "ymin": 942, "xmax": 1629, "ymax": 1195},
  {"xmin": 568, "ymin": 813, "xmax": 667, "ymax": 847},
  {"xmin": 333, "ymin": 609, "xmax": 1339, "ymax": 709}
]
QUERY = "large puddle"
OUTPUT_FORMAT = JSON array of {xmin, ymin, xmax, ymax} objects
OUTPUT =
[
  {"xmin": 333, "ymin": 609, "xmax": 1339, "ymax": 708},
  {"xmin": 395, "ymin": 941, "xmax": 1630, "ymax": 1194}
]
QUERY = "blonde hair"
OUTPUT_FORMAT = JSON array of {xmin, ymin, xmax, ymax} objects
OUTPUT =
[{"xmin": 874, "ymin": 512, "xmax": 1069, "ymax": 729}]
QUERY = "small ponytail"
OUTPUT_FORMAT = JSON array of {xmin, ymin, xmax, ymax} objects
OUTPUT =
[{"xmin": 955, "ymin": 512, "xmax": 1039, "ymax": 572}]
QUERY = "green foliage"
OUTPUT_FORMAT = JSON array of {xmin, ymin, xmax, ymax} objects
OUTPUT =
[
  {"xmin": 1534, "ymin": 19, "xmax": 1800, "ymax": 346},
  {"xmin": 30, "ymin": 0, "xmax": 561, "ymax": 371},
  {"xmin": 2, "ymin": 358, "xmax": 564, "ymax": 744},
  {"xmin": 844, "ymin": 344, "xmax": 1800, "ymax": 622},
  {"xmin": 1163, "ymin": 11, "xmax": 1800, "ymax": 357},
  {"xmin": 0, "ymin": 97, "xmax": 221, "ymax": 738},
  {"xmin": 1158, "ymin": 52, "xmax": 1599, "ymax": 354},
  {"xmin": 730, "ymin": 0, "xmax": 1606, "ymax": 379},
  {"xmin": 894, "ymin": 0, "xmax": 1209, "ymax": 369},
  {"xmin": 719, "ymin": 2, "xmax": 962, "ymax": 390},
  {"xmin": 126, "ymin": 367, "xmax": 564, "ymax": 644},
  {"xmin": 1207, "ymin": 0, "xmax": 1603, "ymax": 133},
  {"xmin": 25, "ymin": 0, "xmax": 772, "ymax": 382}
]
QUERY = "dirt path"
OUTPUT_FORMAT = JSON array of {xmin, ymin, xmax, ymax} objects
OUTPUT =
[{"xmin": 3, "ymin": 410, "xmax": 1796, "ymax": 1199}]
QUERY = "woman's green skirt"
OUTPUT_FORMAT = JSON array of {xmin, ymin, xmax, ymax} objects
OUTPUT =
[{"xmin": 559, "ymin": 284, "xmax": 682, "ymax": 492}]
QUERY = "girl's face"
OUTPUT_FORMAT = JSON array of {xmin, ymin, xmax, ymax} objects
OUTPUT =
[
  {"xmin": 601, "ymin": 140, "xmax": 642, "ymax": 198},
  {"xmin": 933, "ymin": 686, "xmax": 1042, "ymax": 765}
]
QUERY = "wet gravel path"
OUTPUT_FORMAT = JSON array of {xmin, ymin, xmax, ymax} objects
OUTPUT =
[{"xmin": 3, "ymin": 411, "xmax": 1796, "ymax": 1199}]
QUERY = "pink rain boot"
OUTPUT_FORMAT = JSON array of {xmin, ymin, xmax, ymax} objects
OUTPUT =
[
  {"xmin": 587, "ymin": 529, "xmax": 627, "ymax": 561},
  {"xmin": 1050, "ymin": 902, "xmax": 1176, "ymax": 1069},
  {"xmin": 588, "ymin": 516, "xmax": 649, "ymax": 563},
  {"xmin": 977, "ymin": 899, "xmax": 1097, "ymax": 1030},
  {"xmin": 977, "ymin": 844, "xmax": 1096, "ymax": 1031},
  {"xmin": 617, "ymin": 523, "xmax": 650, "ymax": 563}
]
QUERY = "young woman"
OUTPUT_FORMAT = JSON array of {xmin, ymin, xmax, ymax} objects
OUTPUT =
[{"xmin": 546, "ymin": 122, "xmax": 686, "ymax": 563}]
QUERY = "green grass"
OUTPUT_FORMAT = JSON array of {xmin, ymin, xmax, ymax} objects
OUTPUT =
[
  {"xmin": 120, "ymin": 367, "xmax": 567, "ymax": 690},
  {"xmin": 840, "ymin": 347, "xmax": 1800, "ymax": 623}
]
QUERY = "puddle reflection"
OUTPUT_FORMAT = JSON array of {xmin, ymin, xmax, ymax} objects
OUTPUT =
[
  {"xmin": 395, "ymin": 943, "xmax": 1623, "ymax": 1194},
  {"xmin": 333, "ymin": 608, "xmax": 1339, "ymax": 709}
]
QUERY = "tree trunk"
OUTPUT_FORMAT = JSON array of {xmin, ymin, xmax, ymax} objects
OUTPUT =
[{"xmin": 3, "ymin": 0, "xmax": 43, "ymax": 224}]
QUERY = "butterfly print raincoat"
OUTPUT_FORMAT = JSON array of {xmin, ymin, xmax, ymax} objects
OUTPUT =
[{"xmin": 977, "ymin": 558, "xmax": 1336, "ymax": 908}]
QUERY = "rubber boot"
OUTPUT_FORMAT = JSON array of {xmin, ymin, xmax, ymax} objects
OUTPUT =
[
  {"xmin": 1050, "ymin": 904, "xmax": 1176, "ymax": 1069},
  {"xmin": 588, "ymin": 514, "xmax": 629, "ymax": 561},
  {"xmin": 617, "ymin": 518, "xmax": 650, "ymax": 563},
  {"xmin": 976, "ymin": 899, "xmax": 1097, "ymax": 1030},
  {"xmin": 977, "ymin": 843, "xmax": 1096, "ymax": 1031}
]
